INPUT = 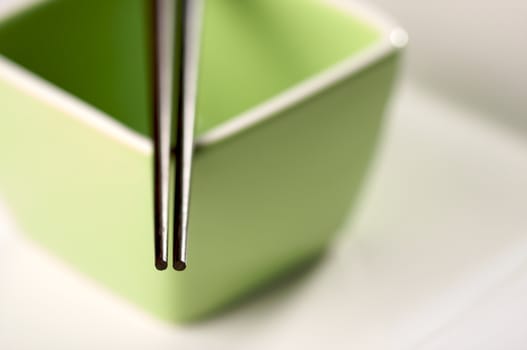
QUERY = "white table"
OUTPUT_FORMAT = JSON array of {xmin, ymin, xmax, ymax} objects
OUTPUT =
[{"xmin": 1, "ymin": 79, "xmax": 526, "ymax": 350}]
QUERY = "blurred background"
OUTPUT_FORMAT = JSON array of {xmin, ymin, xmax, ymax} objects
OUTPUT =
[
  {"xmin": 370, "ymin": 0, "xmax": 527, "ymax": 132},
  {"xmin": 1, "ymin": 0, "xmax": 526, "ymax": 349}
]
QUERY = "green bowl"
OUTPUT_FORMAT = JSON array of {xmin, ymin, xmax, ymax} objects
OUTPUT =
[{"xmin": 0, "ymin": 0, "xmax": 404, "ymax": 322}]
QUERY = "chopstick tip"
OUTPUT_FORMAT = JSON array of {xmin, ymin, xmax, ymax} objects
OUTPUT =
[
  {"xmin": 155, "ymin": 258, "xmax": 168, "ymax": 271},
  {"xmin": 173, "ymin": 260, "xmax": 187, "ymax": 271}
]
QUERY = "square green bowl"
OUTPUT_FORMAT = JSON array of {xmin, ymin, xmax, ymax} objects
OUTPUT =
[{"xmin": 0, "ymin": 0, "xmax": 405, "ymax": 322}]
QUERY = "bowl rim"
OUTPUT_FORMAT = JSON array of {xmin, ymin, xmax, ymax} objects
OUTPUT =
[{"xmin": 0, "ymin": 0, "xmax": 407, "ymax": 155}]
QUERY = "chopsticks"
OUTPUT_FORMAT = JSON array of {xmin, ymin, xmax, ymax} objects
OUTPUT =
[{"xmin": 152, "ymin": 0, "xmax": 202, "ymax": 271}]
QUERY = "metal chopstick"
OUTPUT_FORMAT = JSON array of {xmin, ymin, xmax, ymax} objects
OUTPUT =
[
  {"xmin": 173, "ymin": 0, "xmax": 202, "ymax": 271},
  {"xmin": 152, "ymin": 0, "xmax": 201, "ymax": 271},
  {"xmin": 152, "ymin": 0, "xmax": 175, "ymax": 270}
]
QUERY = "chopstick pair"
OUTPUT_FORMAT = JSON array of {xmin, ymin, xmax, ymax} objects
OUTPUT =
[{"xmin": 151, "ymin": 0, "xmax": 202, "ymax": 271}]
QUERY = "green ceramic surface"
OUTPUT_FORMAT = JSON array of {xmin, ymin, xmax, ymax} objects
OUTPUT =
[{"xmin": 0, "ymin": 0, "xmax": 401, "ymax": 322}]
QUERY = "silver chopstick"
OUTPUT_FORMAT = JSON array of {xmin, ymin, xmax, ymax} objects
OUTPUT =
[
  {"xmin": 173, "ymin": 0, "xmax": 202, "ymax": 271},
  {"xmin": 152, "ymin": 0, "xmax": 175, "ymax": 270},
  {"xmin": 152, "ymin": 0, "xmax": 201, "ymax": 271}
]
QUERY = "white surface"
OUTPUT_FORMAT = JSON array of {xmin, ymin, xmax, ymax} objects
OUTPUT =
[{"xmin": 1, "ymin": 79, "xmax": 527, "ymax": 349}]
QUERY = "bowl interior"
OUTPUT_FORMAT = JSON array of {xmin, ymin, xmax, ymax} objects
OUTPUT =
[{"xmin": 0, "ymin": 0, "xmax": 379, "ymax": 138}]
